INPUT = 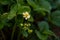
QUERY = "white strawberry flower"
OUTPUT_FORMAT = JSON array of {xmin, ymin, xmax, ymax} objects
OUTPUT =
[{"xmin": 23, "ymin": 12, "xmax": 30, "ymax": 20}]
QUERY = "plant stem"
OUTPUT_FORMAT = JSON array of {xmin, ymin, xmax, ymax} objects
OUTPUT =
[
  {"xmin": 11, "ymin": 15, "xmax": 17, "ymax": 40},
  {"xmin": 1, "ymin": 30, "xmax": 6, "ymax": 40},
  {"xmin": 11, "ymin": 24, "xmax": 16, "ymax": 40},
  {"xmin": 17, "ymin": 30, "xmax": 21, "ymax": 40}
]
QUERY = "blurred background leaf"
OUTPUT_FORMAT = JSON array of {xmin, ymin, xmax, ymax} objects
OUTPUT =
[{"xmin": 51, "ymin": 10, "xmax": 60, "ymax": 27}]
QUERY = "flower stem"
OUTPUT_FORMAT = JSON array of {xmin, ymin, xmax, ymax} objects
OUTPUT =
[
  {"xmin": 17, "ymin": 30, "xmax": 21, "ymax": 40},
  {"xmin": 11, "ymin": 24, "xmax": 16, "ymax": 40}
]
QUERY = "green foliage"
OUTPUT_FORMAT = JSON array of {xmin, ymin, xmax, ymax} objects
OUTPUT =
[
  {"xmin": 0, "ymin": 0, "xmax": 60, "ymax": 40},
  {"xmin": 35, "ymin": 30, "xmax": 48, "ymax": 40},
  {"xmin": 51, "ymin": 10, "xmax": 60, "ymax": 26},
  {"xmin": 38, "ymin": 21, "xmax": 49, "ymax": 31},
  {"xmin": 17, "ymin": 6, "xmax": 31, "ymax": 14},
  {"xmin": 0, "ymin": 0, "xmax": 11, "ymax": 5},
  {"xmin": 22, "ymin": 30, "xmax": 28, "ymax": 37},
  {"xmin": 8, "ymin": 5, "xmax": 17, "ymax": 20}
]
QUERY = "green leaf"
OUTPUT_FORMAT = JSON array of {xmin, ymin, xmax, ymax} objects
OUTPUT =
[
  {"xmin": 22, "ymin": 30, "xmax": 28, "ymax": 37},
  {"xmin": 0, "ymin": 13, "xmax": 8, "ymax": 30},
  {"xmin": 39, "ymin": 0, "xmax": 51, "ymax": 11},
  {"xmin": 38, "ymin": 21, "xmax": 49, "ymax": 31},
  {"xmin": 1, "ymin": 13, "xmax": 8, "ymax": 21},
  {"xmin": 35, "ymin": 8, "xmax": 50, "ymax": 13},
  {"xmin": 27, "ymin": 0, "xmax": 38, "ymax": 9},
  {"xmin": 18, "ymin": 5, "xmax": 31, "ymax": 14},
  {"xmin": 51, "ymin": 10, "xmax": 60, "ymax": 26},
  {"xmin": 8, "ymin": 5, "xmax": 17, "ymax": 20},
  {"xmin": 0, "ymin": 21, "xmax": 4, "ymax": 30},
  {"xmin": 43, "ymin": 30, "xmax": 55, "ymax": 36},
  {"xmin": 43, "ymin": 30, "xmax": 57, "ymax": 39},
  {"xmin": 0, "ymin": 0, "xmax": 11, "ymax": 5},
  {"xmin": 35, "ymin": 30, "xmax": 41, "ymax": 39},
  {"xmin": 35, "ymin": 30, "xmax": 48, "ymax": 40},
  {"xmin": 34, "ymin": 0, "xmax": 51, "ymax": 13},
  {"xmin": 18, "ymin": 0, "xmax": 24, "ymax": 5}
]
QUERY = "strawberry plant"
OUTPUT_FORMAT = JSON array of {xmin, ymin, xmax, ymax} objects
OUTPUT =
[{"xmin": 0, "ymin": 0, "xmax": 60, "ymax": 40}]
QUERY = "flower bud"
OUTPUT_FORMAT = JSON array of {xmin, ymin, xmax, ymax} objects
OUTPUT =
[{"xmin": 28, "ymin": 29, "xmax": 33, "ymax": 33}]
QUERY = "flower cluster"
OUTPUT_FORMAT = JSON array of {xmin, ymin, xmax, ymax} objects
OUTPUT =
[{"xmin": 20, "ymin": 23, "xmax": 33, "ymax": 33}]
